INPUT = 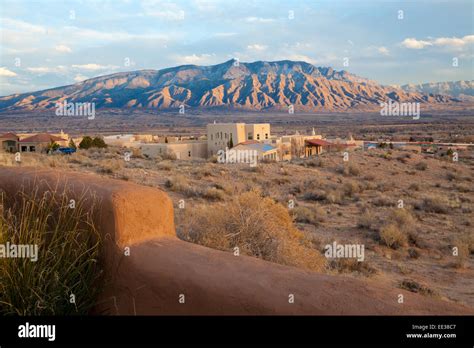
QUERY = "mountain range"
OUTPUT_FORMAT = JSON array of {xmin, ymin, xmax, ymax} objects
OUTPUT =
[
  {"xmin": 0, "ymin": 60, "xmax": 467, "ymax": 113},
  {"xmin": 401, "ymin": 81, "xmax": 474, "ymax": 100}
]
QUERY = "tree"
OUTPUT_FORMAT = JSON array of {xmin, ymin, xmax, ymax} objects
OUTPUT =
[
  {"xmin": 91, "ymin": 137, "xmax": 107, "ymax": 148},
  {"xmin": 79, "ymin": 136, "xmax": 93, "ymax": 149},
  {"xmin": 47, "ymin": 141, "xmax": 60, "ymax": 151},
  {"xmin": 69, "ymin": 139, "xmax": 77, "ymax": 149},
  {"xmin": 165, "ymin": 137, "xmax": 168, "ymax": 143}
]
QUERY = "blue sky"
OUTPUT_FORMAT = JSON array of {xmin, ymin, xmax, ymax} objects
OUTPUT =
[{"xmin": 0, "ymin": 0, "xmax": 473, "ymax": 95}]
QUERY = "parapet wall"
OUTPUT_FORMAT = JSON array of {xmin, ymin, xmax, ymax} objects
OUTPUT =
[{"xmin": 0, "ymin": 167, "xmax": 471, "ymax": 315}]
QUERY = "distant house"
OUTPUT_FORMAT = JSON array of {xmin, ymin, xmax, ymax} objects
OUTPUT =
[
  {"xmin": 0, "ymin": 133, "xmax": 20, "ymax": 153},
  {"xmin": 19, "ymin": 133, "xmax": 68, "ymax": 153}
]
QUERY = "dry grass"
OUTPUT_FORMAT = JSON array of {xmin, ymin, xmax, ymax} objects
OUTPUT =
[{"xmin": 177, "ymin": 190, "xmax": 326, "ymax": 272}]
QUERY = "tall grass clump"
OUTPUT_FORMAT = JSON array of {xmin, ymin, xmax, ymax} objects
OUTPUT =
[{"xmin": 0, "ymin": 187, "xmax": 102, "ymax": 315}]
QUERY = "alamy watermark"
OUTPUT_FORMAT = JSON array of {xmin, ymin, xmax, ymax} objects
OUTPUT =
[
  {"xmin": 217, "ymin": 147, "xmax": 258, "ymax": 167},
  {"xmin": 324, "ymin": 241, "xmax": 365, "ymax": 262},
  {"xmin": 55, "ymin": 99, "xmax": 95, "ymax": 120},
  {"xmin": 380, "ymin": 100, "xmax": 420, "ymax": 120},
  {"xmin": 0, "ymin": 242, "xmax": 38, "ymax": 262}
]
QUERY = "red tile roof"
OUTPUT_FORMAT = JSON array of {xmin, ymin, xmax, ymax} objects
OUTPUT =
[
  {"xmin": 305, "ymin": 139, "xmax": 334, "ymax": 146},
  {"xmin": 20, "ymin": 133, "xmax": 66, "ymax": 143},
  {"xmin": 0, "ymin": 132, "xmax": 19, "ymax": 141}
]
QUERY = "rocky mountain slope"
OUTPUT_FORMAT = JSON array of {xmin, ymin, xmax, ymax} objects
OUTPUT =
[{"xmin": 0, "ymin": 60, "xmax": 459, "ymax": 112}]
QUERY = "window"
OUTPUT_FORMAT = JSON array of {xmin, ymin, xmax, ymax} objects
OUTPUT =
[
  {"xmin": 21, "ymin": 146, "xmax": 27, "ymax": 152},
  {"xmin": 211, "ymin": 134, "xmax": 213, "ymax": 140},
  {"xmin": 29, "ymin": 146, "xmax": 36, "ymax": 152},
  {"xmin": 257, "ymin": 134, "xmax": 260, "ymax": 140},
  {"xmin": 188, "ymin": 151, "xmax": 191, "ymax": 157},
  {"xmin": 225, "ymin": 133, "xmax": 228, "ymax": 139},
  {"xmin": 220, "ymin": 132, "xmax": 223, "ymax": 139},
  {"xmin": 265, "ymin": 133, "xmax": 268, "ymax": 139},
  {"xmin": 248, "ymin": 133, "xmax": 253, "ymax": 140}
]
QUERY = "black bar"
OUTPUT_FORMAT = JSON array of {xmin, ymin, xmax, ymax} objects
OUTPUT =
[{"xmin": 0, "ymin": 316, "xmax": 473, "ymax": 346}]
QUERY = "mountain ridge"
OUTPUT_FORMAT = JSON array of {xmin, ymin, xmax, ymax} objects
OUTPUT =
[{"xmin": 0, "ymin": 60, "xmax": 462, "ymax": 113}]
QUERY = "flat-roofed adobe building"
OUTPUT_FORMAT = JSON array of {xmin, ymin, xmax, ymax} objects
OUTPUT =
[
  {"xmin": 0, "ymin": 133, "xmax": 20, "ymax": 153},
  {"xmin": 207, "ymin": 122, "xmax": 270, "ymax": 157}
]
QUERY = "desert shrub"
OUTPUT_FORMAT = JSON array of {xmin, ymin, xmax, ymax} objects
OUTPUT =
[
  {"xmin": 337, "ymin": 164, "xmax": 360, "ymax": 176},
  {"xmin": 165, "ymin": 175, "xmax": 194, "ymax": 196},
  {"xmin": 177, "ymin": 191, "xmax": 326, "ymax": 272},
  {"xmin": 157, "ymin": 161, "xmax": 173, "ymax": 171},
  {"xmin": 0, "ymin": 189, "xmax": 102, "ymax": 315},
  {"xmin": 292, "ymin": 205, "xmax": 325, "ymax": 225},
  {"xmin": 415, "ymin": 195, "xmax": 450, "ymax": 214},
  {"xmin": 97, "ymin": 159, "xmax": 123, "ymax": 174},
  {"xmin": 304, "ymin": 189, "xmax": 342, "ymax": 204},
  {"xmin": 415, "ymin": 162, "xmax": 428, "ymax": 171},
  {"xmin": 387, "ymin": 209, "xmax": 416, "ymax": 233},
  {"xmin": 372, "ymin": 194, "xmax": 394, "ymax": 207},
  {"xmin": 446, "ymin": 172, "xmax": 457, "ymax": 182},
  {"xmin": 407, "ymin": 248, "xmax": 420, "ymax": 259},
  {"xmin": 342, "ymin": 181, "xmax": 361, "ymax": 197},
  {"xmin": 399, "ymin": 279, "xmax": 436, "ymax": 296},
  {"xmin": 327, "ymin": 258, "xmax": 377, "ymax": 276},
  {"xmin": 357, "ymin": 210, "xmax": 377, "ymax": 230},
  {"xmin": 378, "ymin": 224, "xmax": 408, "ymax": 249},
  {"xmin": 408, "ymin": 183, "xmax": 420, "ymax": 191},
  {"xmin": 306, "ymin": 158, "xmax": 325, "ymax": 168},
  {"xmin": 201, "ymin": 187, "xmax": 226, "ymax": 201}
]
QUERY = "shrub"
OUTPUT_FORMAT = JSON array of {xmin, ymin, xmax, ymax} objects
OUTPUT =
[
  {"xmin": 292, "ymin": 205, "xmax": 325, "ymax": 225},
  {"xmin": 91, "ymin": 137, "xmax": 107, "ymax": 149},
  {"xmin": 399, "ymin": 279, "xmax": 436, "ymax": 296},
  {"xmin": 328, "ymin": 258, "xmax": 377, "ymax": 276},
  {"xmin": 165, "ymin": 175, "xmax": 193, "ymax": 195},
  {"xmin": 378, "ymin": 224, "xmax": 407, "ymax": 249},
  {"xmin": 415, "ymin": 162, "xmax": 428, "ymax": 171},
  {"xmin": 177, "ymin": 191, "xmax": 326, "ymax": 272},
  {"xmin": 357, "ymin": 210, "xmax": 377, "ymax": 230},
  {"xmin": 0, "ymin": 189, "xmax": 102, "ymax": 315},
  {"xmin": 388, "ymin": 209, "xmax": 416, "ymax": 233},
  {"xmin": 415, "ymin": 195, "xmax": 449, "ymax": 214},
  {"xmin": 201, "ymin": 187, "xmax": 226, "ymax": 201},
  {"xmin": 79, "ymin": 136, "xmax": 93, "ymax": 149}
]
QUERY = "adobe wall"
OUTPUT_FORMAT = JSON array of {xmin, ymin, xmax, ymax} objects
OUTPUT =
[{"xmin": 0, "ymin": 167, "xmax": 471, "ymax": 315}]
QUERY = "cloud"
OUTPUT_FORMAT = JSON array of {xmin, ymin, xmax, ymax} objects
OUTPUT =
[
  {"xmin": 25, "ymin": 66, "xmax": 69, "ymax": 74},
  {"xmin": 26, "ymin": 67, "xmax": 54, "ymax": 73},
  {"xmin": 245, "ymin": 17, "xmax": 275, "ymax": 23},
  {"xmin": 55, "ymin": 44, "xmax": 72, "ymax": 53},
  {"xmin": 401, "ymin": 38, "xmax": 433, "ymax": 49},
  {"xmin": 433, "ymin": 35, "xmax": 474, "ymax": 48},
  {"xmin": 176, "ymin": 53, "xmax": 215, "ymax": 64},
  {"xmin": 0, "ymin": 18, "xmax": 47, "ymax": 34},
  {"xmin": 402, "ymin": 35, "xmax": 474, "ymax": 50},
  {"xmin": 74, "ymin": 74, "xmax": 89, "ymax": 82},
  {"xmin": 247, "ymin": 44, "xmax": 268, "ymax": 51},
  {"xmin": 378, "ymin": 46, "xmax": 389, "ymax": 55},
  {"xmin": 71, "ymin": 64, "xmax": 119, "ymax": 70},
  {"xmin": 141, "ymin": 0, "xmax": 185, "ymax": 20},
  {"xmin": 0, "ymin": 67, "xmax": 17, "ymax": 77}
]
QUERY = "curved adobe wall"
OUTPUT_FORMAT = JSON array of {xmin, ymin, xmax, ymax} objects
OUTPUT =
[{"xmin": 0, "ymin": 167, "xmax": 471, "ymax": 315}]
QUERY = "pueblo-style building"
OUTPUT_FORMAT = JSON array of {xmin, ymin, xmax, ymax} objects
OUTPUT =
[{"xmin": 0, "ymin": 132, "xmax": 69, "ymax": 153}]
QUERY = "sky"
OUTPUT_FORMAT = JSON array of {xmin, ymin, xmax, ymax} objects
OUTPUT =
[{"xmin": 0, "ymin": 0, "xmax": 473, "ymax": 95}]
